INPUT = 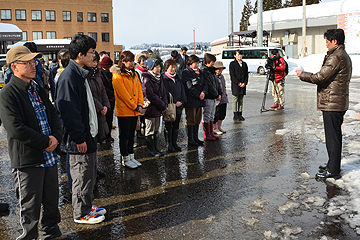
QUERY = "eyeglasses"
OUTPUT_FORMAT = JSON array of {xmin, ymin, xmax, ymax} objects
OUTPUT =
[
  {"xmin": 87, "ymin": 50, "xmax": 96, "ymax": 55},
  {"xmin": 15, "ymin": 61, "xmax": 38, "ymax": 66}
]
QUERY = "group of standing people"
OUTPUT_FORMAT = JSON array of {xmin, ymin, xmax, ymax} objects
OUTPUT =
[{"xmin": 0, "ymin": 28, "xmax": 351, "ymax": 240}]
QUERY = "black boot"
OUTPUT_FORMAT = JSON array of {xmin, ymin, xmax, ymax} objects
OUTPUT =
[
  {"xmin": 187, "ymin": 125, "xmax": 198, "ymax": 146},
  {"xmin": 146, "ymin": 135, "xmax": 161, "ymax": 157},
  {"xmin": 154, "ymin": 131, "xmax": 165, "ymax": 156},
  {"xmin": 193, "ymin": 124, "xmax": 204, "ymax": 145},
  {"xmin": 167, "ymin": 129, "xmax": 176, "ymax": 152},
  {"xmin": 172, "ymin": 129, "xmax": 181, "ymax": 151},
  {"xmin": 0, "ymin": 203, "xmax": 9, "ymax": 212},
  {"xmin": 97, "ymin": 170, "xmax": 106, "ymax": 178},
  {"xmin": 239, "ymin": 111, "xmax": 245, "ymax": 121},
  {"xmin": 137, "ymin": 130, "xmax": 145, "ymax": 139},
  {"xmin": 233, "ymin": 112, "xmax": 240, "ymax": 121}
]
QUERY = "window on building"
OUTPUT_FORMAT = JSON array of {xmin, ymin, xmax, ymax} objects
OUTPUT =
[
  {"xmin": 64, "ymin": 37, "xmax": 72, "ymax": 40},
  {"xmin": 77, "ymin": 12, "xmax": 83, "ymax": 22},
  {"xmin": 88, "ymin": 32, "xmax": 97, "ymax": 42},
  {"xmin": 32, "ymin": 31, "xmax": 43, "ymax": 40},
  {"xmin": 1, "ymin": 10, "xmax": 11, "ymax": 20},
  {"xmin": 22, "ymin": 32, "xmax": 27, "ymax": 41},
  {"xmin": 102, "ymin": 33, "xmax": 109, "ymax": 42},
  {"xmin": 15, "ymin": 10, "xmax": 26, "ymax": 20},
  {"xmin": 87, "ymin": 12, "xmax": 96, "ymax": 22},
  {"xmin": 46, "ymin": 31, "xmax": 56, "ymax": 39},
  {"xmin": 78, "ymin": 32, "xmax": 84, "ymax": 35},
  {"xmin": 32, "ymin": 10, "xmax": 41, "ymax": 21},
  {"xmin": 63, "ymin": 11, "xmax": 71, "ymax": 21},
  {"xmin": 45, "ymin": 10, "xmax": 55, "ymax": 21},
  {"xmin": 101, "ymin": 13, "xmax": 108, "ymax": 22}
]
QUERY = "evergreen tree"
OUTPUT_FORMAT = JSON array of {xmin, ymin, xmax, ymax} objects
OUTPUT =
[
  {"xmin": 283, "ymin": 0, "xmax": 321, "ymax": 7},
  {"xmin": 254, "ymin": 0, "xmax": 282, "ymax": 13},
  {"xmin": 240, "ymin": 0, "xmax": 253, "ymax": 31}
]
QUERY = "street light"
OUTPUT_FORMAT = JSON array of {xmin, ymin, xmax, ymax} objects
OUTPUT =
[{"xmin": 193, "ymin": 28, "xmax": 196, "ymax": 54}]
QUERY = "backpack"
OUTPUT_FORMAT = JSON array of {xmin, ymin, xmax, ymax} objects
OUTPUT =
[{"xmin": 283, "ymin": 58, "xmax": 289, "ymax": 76}]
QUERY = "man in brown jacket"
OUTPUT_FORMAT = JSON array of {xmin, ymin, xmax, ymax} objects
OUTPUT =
[{"xmin": 296, "ymin": 28, "xmax": 352, "ymax": 179}]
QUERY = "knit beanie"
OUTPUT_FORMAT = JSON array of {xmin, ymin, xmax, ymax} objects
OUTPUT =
[{"xmin": 100, "ymin": 56, "xmax": 113, "ymax": 68}]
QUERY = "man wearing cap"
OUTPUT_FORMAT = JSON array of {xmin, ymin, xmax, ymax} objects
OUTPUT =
[{"xmin": 0, "ymin": 46, "xmax": 63, "ymax": 239}]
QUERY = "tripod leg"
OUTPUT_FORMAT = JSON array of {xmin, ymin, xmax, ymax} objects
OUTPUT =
[{"xmin": 260, "ymin": 75, "xmax": 270, "ymax": 113}]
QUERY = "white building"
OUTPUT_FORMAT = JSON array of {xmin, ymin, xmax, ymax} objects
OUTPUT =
[{"xmin": 248, "ymin": 0, "xmax": 360, "ymax": 58}]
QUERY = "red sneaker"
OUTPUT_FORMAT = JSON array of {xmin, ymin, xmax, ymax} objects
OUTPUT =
[
  {"xmin": 269, "ymin": 103, "xmax": 279, "ymax": 110},
  {"xmin": 275, "ymin": 105, "xmax": 284, "ymax": 111}
]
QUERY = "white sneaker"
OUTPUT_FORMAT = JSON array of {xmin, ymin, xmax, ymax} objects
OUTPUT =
[
  {"xmin": 91, "ymin": 205, "xmax": 106, "ymax": 215},
  {"xmin": 74, "ymin": 212, "xmax": 105, "ymax": 224},
  {"xmin": 129, "ymin": 153, "xmax": 142, "ymax": 167},
  {"xmin": 122, "ymin": 155, "xmax": 138, "ymax": 169}
]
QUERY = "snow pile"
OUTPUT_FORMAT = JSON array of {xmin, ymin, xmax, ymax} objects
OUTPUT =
[
  {"xmin": 249, "ymin": 0, "xmax": 360, "ymax": 27},
  {"xmin": 308, "ymin": 77, "xmax": 360, "ymax": 235},
  {"xmin": 287, "ymin": 54, "xmax": 360, "ymax": 77}
]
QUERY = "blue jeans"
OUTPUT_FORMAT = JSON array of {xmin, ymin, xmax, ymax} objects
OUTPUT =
[{"xmin": 66, "ymin": 153, "xmax": 72, "ymax": 192}]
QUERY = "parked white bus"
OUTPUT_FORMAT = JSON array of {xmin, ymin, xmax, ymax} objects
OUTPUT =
[{"xmin": 218, "ymin": 47, "xmax": 286, "ymax": 75}]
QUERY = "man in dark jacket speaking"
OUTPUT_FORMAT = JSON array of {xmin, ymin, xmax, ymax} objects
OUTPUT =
[
  {"xmin": 296, "ymin": 28, "xmax": 352, "ymax": 179},
  {"xmin": 0, "ymin": 46, "xmax": 63, "ymax": 239}
]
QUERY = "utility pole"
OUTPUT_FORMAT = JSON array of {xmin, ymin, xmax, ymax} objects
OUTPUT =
[
  {"xmin": 302, "ymin": 0, "xmax": 306, "ymax": 58},
  {"xmin": 228, "ymin": 0, "xmax": 234, "ymax": 46},
  {"xmin": 193, "ymin": 28, "xmax": 196, "ymax": 54},
  {"xmin": 257, "ymin": 0, "xmax": 263, "ymax": 47}
]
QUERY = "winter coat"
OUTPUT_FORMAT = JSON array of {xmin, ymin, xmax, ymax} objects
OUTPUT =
[
  {"xmin": 182, "ymin": 66, "xmax": 207, "ymax": 108},
  {"xmin": 162, "ymin": 73, "xmax": 187, "ymax": 115},
  {"xmin": 202, "ymin": 66, "xmax": 223, "ymax": 100},
  {"xmin": 299, "ymin": 44, "xmax": 352, "ymax": 112},
  {"xmin": 217, "ymin": 74, "xmax": 229, "ymax": 105},
  {"xmin": 110, "ymin": 65, "xmax": 144, "ymax": 117},
  {"xmin": 229, "ymin": 60, "xmax": 248, "ymax": 96},
  {"xmin": 0, "ymin": 75, "xmax": 63, "ymax": 169},
  {"xmin": 99, "ymin": 69, "xmax": 114, "ymax": 101},
  {"xmin": 55, "ymin": 59, "xmax": 97, "ymax": 154},
  {"xmin": 273, "ymin": 57, "xmax": 286, "ymax": 83},
  {"xmin": 90, "ymin": 71, "xmax": 111, "ymax": 141},
  {"xmin": 142, "ymin": 72, "xmax": 168, "ymax": 118}
]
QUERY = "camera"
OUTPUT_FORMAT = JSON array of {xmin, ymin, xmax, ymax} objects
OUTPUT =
[
  {"xmin": 265, "ymin": 55, "xmax": 277, "ymax": 70},
  {"xmin": 265, "ymin": 56, "xmax": 277, "ymax": 81}
]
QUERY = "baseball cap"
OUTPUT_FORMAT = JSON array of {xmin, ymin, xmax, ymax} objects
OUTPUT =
[{"xmin": 6, "ymin": 46, "xmax": 42, "ymax": 65}]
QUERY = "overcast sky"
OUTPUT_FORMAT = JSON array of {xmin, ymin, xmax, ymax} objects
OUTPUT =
[{"xmin": 113, "ymin": 0, "xmax": 339, "ymax": 49}]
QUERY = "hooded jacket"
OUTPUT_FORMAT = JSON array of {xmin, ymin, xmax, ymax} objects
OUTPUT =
[
  {"xmin": 182, "ymin": 66, "xmax": 207, "ymax": 108},
  {"xmin": 142, "ymin": 71, "xmax": 168, "ymax": 118},
  {"xmin": 299, "ymin": 45, "xmax": 352, "ymax": 111},
  {"xmin": 110, "ymin": 64, "xmax": 144, "ymax": 117}
]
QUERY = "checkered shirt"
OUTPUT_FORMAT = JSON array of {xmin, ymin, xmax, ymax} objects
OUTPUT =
[{"xmin": 28, "ymin": 80, "xmax": 59, "ymax": 167}]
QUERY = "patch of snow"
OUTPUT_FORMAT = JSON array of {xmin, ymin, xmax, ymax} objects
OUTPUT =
[{"xmin": 275, "ymin": 128, "xmax": 291, "ymax": 135}]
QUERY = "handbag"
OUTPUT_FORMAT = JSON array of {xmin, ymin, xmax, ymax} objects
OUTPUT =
[{"xmin": 163, "ymin": 93, "xmax": 176, "ymax": 122}]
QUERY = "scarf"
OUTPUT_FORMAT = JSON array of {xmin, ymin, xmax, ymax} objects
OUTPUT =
[
  {"xmin": 150, "ymin": 71, "xmax": 161, "ymax": 81},
  {"xmin": 125, "ymin": 69, "xmax": 135, "ymax": 78},
  {"xmin": 194, "ymin": 69, "xmax": 199, "ymax": 75},
  {"xmin": 84, "ymin": 79, "xmax": 98, "ymax": 138},
  {"xmin": 136, "ymin": 65, "xmax": 148, "ymax": 73},
  {"xmin": 165, "ymin": 72, "xmax": 176, "ymax": 82}
]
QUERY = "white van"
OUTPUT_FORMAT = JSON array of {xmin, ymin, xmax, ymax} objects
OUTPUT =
[{"xmin": 219, "ymin": 47, "xmax": 286, "ymax": 75}]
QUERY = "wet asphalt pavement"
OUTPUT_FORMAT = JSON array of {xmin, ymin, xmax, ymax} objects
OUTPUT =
[{"xmin": 0, "ymin": 75, "xmax": 359, "ymax": 239}]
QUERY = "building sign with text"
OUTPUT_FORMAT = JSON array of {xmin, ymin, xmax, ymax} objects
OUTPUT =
[{"xmin": 338, "ymin": 13, "xmax": 360, "ymax": 54}]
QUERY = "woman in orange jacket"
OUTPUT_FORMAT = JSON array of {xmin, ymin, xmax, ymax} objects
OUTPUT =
[{"xmin": 110, "ymin": 51, "xmax": 144, "ymax": 169}]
